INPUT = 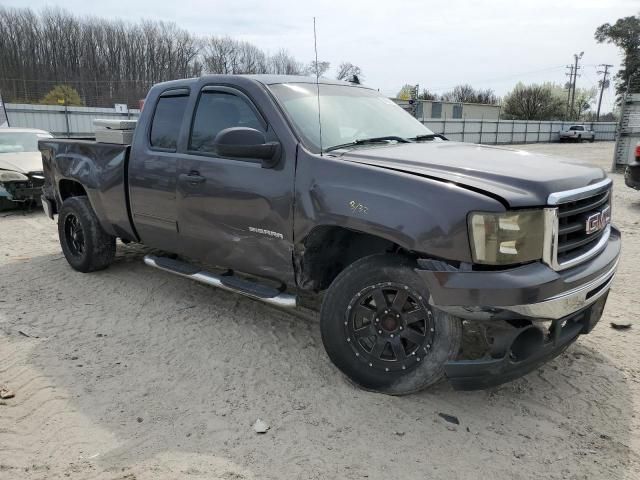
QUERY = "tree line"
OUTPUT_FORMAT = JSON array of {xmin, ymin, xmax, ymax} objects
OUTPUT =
[{"xmin": 0, "ymin": 7, "xmax": 362, "ymax": 107}]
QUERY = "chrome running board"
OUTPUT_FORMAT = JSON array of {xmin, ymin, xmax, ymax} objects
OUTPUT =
[{"xmin": 144, "ymin": 254, "xmax": 297, "ymax": 308}]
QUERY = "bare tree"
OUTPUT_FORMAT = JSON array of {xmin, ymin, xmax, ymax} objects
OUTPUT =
[
  {"xmin": 441, "ymin": 84, "xmax": 498, "ymax": 104},
  {"xmin": 502, "ymin": 82, "xmax": 565, "ymax": 120},
  {"xmin": 0, "ymin": 6, "xmax": 308, "ymax": 107},
  {"xmin": 267, "ymin": 49, "xmax": 303, "ymax": 75},
  {"xmin": 303, "ymin": 60, "xmax": 330, "ymax": 77},
  {"xmin": 336, "ymin": 62, "xmax": 362, "ymax": 81}
]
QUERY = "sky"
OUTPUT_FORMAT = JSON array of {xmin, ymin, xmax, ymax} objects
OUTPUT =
[{"xmin": 4, "ymin": 0, "xmax": 638, "ymax": 113}]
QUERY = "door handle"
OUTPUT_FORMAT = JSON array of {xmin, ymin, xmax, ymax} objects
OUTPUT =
[{"xmin": 179, "ymin": 171, "xmax": 206, "ymax": 185}]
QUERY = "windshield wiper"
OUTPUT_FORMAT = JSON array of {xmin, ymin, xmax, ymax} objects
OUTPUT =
[
  {"xmin": 324, "ymin": 136, "xmax": 410, "ymax": 153},
  {"xmin": 410, "ymin": 133, "xmax": 448, "ymax": 142}
]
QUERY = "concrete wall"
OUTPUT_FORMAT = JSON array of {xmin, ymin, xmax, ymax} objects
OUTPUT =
[{"xmin": 423, "ymin": 119, "xmax": 617, "ymax": 144}]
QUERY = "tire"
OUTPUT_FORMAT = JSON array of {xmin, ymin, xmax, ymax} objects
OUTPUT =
[
  {"xmin": 320, "ymin": 254, "xmax": 462, "ymax": 395},
  {"xmin": 57, "ymin": 196, "xmax": 116, "ymax": 272},
  {"xmin": 577, "ymin": 134, "xmax": 582, "ymax": 143},
  {"xmin": 589, "ymin": 136, "xmax": 595, "ymax": 143}
]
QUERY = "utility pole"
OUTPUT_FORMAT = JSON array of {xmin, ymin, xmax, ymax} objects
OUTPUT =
[
  {"xmin": 565, "ymin": 64, "xmax": 575, "ymax": 119},
  {"xmin": 596, "ymin": 64, "xmax": 613, "ymax": 121},
  {"xmin": 569, "ymin": 52, "xmax": 584, "ymax": 120}
]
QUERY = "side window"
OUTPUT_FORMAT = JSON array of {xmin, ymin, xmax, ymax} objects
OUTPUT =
[
  {"xmin": 190, "ymin": 91, "xmax": 265, "ymax": 154},
  {"xmin": 431, "ymin": 102, "xmax": 442, "ymax": 118},
  {"xmin": 452, "ymin": 104, "xmax": 463, "ymax": 119},
  {"xmin": 150, "ymin": 94, "xmax": 189, "ymax": 150}
]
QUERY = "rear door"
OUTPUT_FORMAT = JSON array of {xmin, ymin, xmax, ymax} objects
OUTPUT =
[
  {"xmin": 175, "ymin": 85, "xmax": 296, "ymax": 283},
  {"xmin": 128, "ymin": 89, "xmax": 189, "ymax": 252}
]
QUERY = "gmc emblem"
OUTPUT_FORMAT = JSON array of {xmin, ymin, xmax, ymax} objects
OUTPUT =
[{"xmin": 585, "ymin": 206, "xmax": 611, "ymax": 235}]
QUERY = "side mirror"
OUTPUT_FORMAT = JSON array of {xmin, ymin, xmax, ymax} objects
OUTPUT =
[{"xmin": 213, "ymin": 127, "xmax": 281, "ymax": 169}]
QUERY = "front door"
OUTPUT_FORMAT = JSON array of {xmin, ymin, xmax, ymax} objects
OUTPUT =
[{"xmin": 175, "ymin": 86, "xmax": 295, "ymax": 284}]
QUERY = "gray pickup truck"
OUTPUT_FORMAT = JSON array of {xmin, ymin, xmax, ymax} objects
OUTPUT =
[{"xmin": 39, "ymin": 75, "xmax": 620, "ymax": 394}]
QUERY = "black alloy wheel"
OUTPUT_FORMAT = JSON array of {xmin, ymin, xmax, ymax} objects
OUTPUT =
[
  {"xmin": 345, "ymin": 282, "xmax": 435, "ymax": 373},
  {"xmin": 64, "ymin": 213, "xmax": 85, "ymax": 256}
]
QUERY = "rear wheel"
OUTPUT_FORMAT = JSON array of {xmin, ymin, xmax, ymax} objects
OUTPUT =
[
  {"xmin": 320, "ymin": 254, "xmax": 462, "ymax": 395},
  {"xmin": 58, "ymin": 196, "xmax": 116, "ymax": 272}
]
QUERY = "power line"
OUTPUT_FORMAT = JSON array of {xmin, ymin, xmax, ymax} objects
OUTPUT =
[{"xmin": 596, "ymin": 64, "xmax": 613, "ymax": 121}]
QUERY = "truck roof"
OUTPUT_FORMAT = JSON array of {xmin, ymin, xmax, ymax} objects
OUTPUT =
[{"xmin": 150, "ymin": 74, "xmax": 371, "ymax": 90}]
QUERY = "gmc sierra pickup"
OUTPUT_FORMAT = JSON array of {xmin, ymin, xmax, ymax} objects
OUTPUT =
[{"xmin": 39, "ymin": 75, "xmax": 621, "ymax": 393}]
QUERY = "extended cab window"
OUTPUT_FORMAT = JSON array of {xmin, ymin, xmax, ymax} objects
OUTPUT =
[
  {"xmin": 150, "ymin": 94, "xmax": 189, "ymax": 150},
  {"xmin": 190, "ymin": 91, "xmax": 265, "ymax": 154}
]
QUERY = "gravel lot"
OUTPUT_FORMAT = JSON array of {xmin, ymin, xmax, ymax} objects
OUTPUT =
[{"xmin": 1, "ymin": 141, "xmax": 639, "ymax": 480}]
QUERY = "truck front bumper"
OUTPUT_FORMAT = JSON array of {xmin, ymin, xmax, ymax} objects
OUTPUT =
[{"xmin": 415, "ymin": 226, "xmax": 621, "ymax": 390}]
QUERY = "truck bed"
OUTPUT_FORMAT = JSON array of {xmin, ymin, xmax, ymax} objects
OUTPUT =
[{"xmin": 39, "ymin": 139, "xmax": 137, "ymax": 241}]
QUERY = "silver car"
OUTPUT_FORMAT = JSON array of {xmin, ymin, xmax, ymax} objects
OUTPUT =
[{"xmin": 0, "ymin": 127, "xmax": 53, "ymax": 210}]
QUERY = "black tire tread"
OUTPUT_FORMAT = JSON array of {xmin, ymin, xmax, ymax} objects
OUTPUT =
[
  {"xmin": 320, "ymin": 254, "xmax": 462, "ymax": 395},
  {"xmin": 57, "ymin": 196, "xmax": 116, "ymax": 272}
]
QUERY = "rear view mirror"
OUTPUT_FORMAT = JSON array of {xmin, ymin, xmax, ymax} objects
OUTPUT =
[{"xmin": 213, "ymin": 127, "xmax": 281, "ymax": 168}]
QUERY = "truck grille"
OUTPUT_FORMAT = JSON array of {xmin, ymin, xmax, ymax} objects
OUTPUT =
[
  {"xmin": 545, "ymin": 179, "xmax": 612, "ymax": 271},
  {"xmin": 557, "ymin": 189, "xmax": 610, "ymax": 262}
]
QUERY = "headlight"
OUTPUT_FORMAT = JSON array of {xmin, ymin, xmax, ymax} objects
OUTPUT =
[
  {"xmin": 468, "ymin": 210, "xmax": 545, "ymax": 265},
  {"xmin": 0, "ymin": 171, "xmax": 29, "ymax": 182}
]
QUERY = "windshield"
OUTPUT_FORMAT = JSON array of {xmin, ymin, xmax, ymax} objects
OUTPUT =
[
  {"xmin": 269, "ymin": 83, "xmax": 433, "ymax": 153},
  {"xmin": 0, "ymin": 131, "xmax": 52, "ymax": 154}
]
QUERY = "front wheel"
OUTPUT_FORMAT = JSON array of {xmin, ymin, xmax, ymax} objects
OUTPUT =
[
  {"xmin": 58, "ymin": 196, "xmax": 116, "ymax": 272},
  {"xmin": 320, "ymin": 254, "xmax": 462, "ymax": 395}
]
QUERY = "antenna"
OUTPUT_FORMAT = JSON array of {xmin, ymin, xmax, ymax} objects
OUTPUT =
[{"xmin": 313, "ymin": 17, "xmax": 323, "ymax": 155}]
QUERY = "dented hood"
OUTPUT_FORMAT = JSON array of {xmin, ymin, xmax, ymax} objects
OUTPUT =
[
  {"xmin": 336, "ymin": 141, "xmax": 607, "ymax": 207},
  {"xmin": 0, "ymin": 152, "xmax": 43, "ymax": 175}
]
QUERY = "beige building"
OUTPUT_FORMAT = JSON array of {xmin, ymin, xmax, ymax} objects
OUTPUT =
[{"xmin": 394, "ymin": 99, "xmax": 502, "ymax": 120}]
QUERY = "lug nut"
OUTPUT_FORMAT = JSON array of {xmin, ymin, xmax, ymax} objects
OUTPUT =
[
  {"xmin": 378, "ymin": 330, "xmax": 382, "ymax": 334},
  {"xmin": 390, "ymin": 334, "xmax": 394, "ymax": 338}
]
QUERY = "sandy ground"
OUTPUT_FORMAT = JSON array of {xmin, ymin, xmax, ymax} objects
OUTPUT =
[{"xmin": 1, "ymin": 141, "xmax": 639, "ymax": 480}]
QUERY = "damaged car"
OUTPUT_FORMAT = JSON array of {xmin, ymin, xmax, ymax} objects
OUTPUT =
[{"xmin": 0, "ymin": 127, "xmax": 53, "ymax": 210}]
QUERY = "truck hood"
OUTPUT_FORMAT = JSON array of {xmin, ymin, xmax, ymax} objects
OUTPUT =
[
  {"xmin": 335, "ymin": 142, "xmax": 607, "ymax": 207},
  {"xmin": 0, "ymin": 152, "xmax": 43, "ymax": 174}
]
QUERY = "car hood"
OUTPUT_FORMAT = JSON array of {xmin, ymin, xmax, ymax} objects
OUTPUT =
[
  {"xmin": 0, "ymin": 152, "xmax": 43, "ymax": 175},
  {"xmin": 334, "ymin": 141, "xmax": 607, "ymax": 207}
]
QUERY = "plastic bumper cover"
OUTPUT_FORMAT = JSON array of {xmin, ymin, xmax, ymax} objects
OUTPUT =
[
  {"xmin": 415, "ymin": 227, "xmax": 620, "ymax": 321},
  {"xmin": 443, "ymin": 294, "xmax": 608, "ymax": 390}
]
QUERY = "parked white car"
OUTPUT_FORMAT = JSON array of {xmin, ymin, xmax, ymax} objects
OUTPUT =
[
  {"xmin": 559, "ymin": 125, "xmax": 595, "ymax": 143},
  {"xmin": 0, "ymin": 127, "xmax": 53, "ymax": 209}
]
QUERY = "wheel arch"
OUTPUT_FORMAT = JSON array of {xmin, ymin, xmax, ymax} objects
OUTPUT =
[{"xmin": 295, "ymin": 225, "xmax": 412, "ymax": 292}]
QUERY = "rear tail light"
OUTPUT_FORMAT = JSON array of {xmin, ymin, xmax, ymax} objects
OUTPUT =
[{"xmin": 635, "ymin": 144, "xmax": 640, "ymax": 158}]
